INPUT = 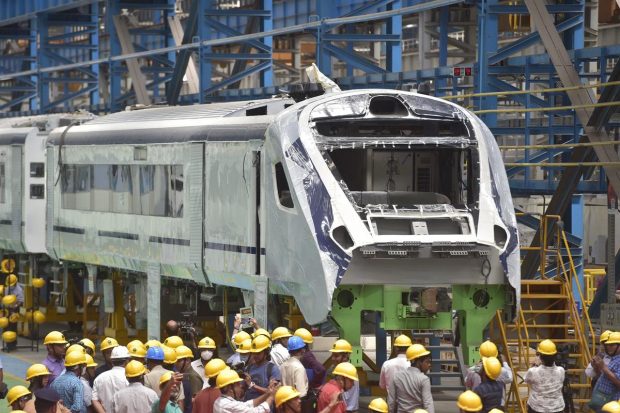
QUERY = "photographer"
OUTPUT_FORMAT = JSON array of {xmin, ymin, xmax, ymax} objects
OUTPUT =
[
  {"xmin": 213, "ymin": 369, "xmax": 277, "ymax": 413},
  {"xmin": 592, "ymin": 332, "xmax": 620, "ymax": 411},
  {"xmin": 524, "ymin": 340, "xmax": 564, "ymax": 413},
  {"xmin": 586, "ymin": 331, "xmax": 613, "ymax": 384}
]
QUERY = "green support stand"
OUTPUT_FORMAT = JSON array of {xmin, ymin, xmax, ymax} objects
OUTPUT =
[{"xmin": 330, "ymin": 284, "xmax": 505, "ymax": 367}]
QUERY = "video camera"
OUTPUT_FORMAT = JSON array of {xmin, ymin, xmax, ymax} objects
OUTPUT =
[{"xmin": 179, "ymin": 311, "xmax": 196, "ymax": 341}]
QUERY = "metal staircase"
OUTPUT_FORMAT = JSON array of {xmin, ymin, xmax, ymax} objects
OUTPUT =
[{"xmin": 492, "ymin": 215, "xmax": 595, "ymax": 413}]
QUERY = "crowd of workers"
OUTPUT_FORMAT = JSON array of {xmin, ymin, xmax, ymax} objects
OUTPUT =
[{"xmin": 5, "ymin": 323, "xmax": 620, "ymax": 413}]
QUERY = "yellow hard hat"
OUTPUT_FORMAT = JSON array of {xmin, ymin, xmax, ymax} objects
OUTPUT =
[
  {"xmin": 488, "ymin": 410, "xmax": 503, "ymax": 413},
  {"xmin": 602, "ymin": 401, "xmax": 620, "ymax": 413},
  {"xmin": 44, "ymin": 331, "xmax": 67, "ymax": 345},
  {"xmin": 368, "ymin": 398, "xmax": 388, "ymax": 413},
  {"xmin": 294, "ymin": 328, "xmax": 313, "ymax": 344},
  {"xmin": 25, "ymin": 310, "xmax": 33, "ymax": 322},
  {"xmin": 198, "ymin": 336, "xmax": 217, "ymax": 349},
  {"xmin": 457, "ymin": 390, "xmax": 483, "ymax": 412},
  {"xmin": 271, "ymin": 327, "xmax": 292, "ymax": 341},
  {"xmin": 32, "ymin": 278, "xmax": 46, "ymax": 288},
  {"xmin": 253, "ymin": 328, "xmax": 271, "ymax": 339},
  {"xmin": 406, "ymin": 344, "xmax": 431, "ymax": 361},
  {"xmin": 233, "ymin": 331, "xmax": 252, "ymax": 346},
  {"xmin": 125, "ymin": 360, "xmax": 147, "ymax": 378},
  {"xmin": 333, "ymin": 362, "xmax": 359, "ymax": 381},
  {"xmin": 601, "ymin": 330, "xmax": 613, "ymax": 344},
  {"xmin": 0, "ymin": 316, "xmax": 8, "ymax": 329},
  {"xmin": 164, "ymin": 336, "xmax": 183, "ymax": 349},
  {"xmin": 129, "ymin": 342, "xmax": 147, "ymax": 359},
  {"xmin": 394, "ymin": 334, "xmax": 413, "ymax": 348},
  {"xmin": 66, "ymin": 344, "xmax": 86, "ymax": 355},
  {"xmin": 6, "ymin": 274, "xmax": 17, "ymax": 287},
  {"xmin": 3, "ymin": 331, "xmax": 17, "ymax": 343},
  {"xmin": 606, "ymin": 332, "xmax": 620, "ymax": 345},
  {"xmin": 1, "ymin": 258, "xmax": 15, "ymax": 273},
  {"xmin": 33, "ymin": 310, "xmax": 46, "ymax": 324},
  {"xmin": 236, "ymin": 338, "xmax": 252, "ymax": 354},
  {"xmin": 479, "ymin": 340, "xmax": 498, "ymax": 358},
  {"xmin": 175, "ymin": 345, "xmax": 194, "ymax": 360},
  {"xmin": 330, "ymin": 339, "xmax": 353, "ymax": 353},
  {"xmin": 275, "ymin": 385, "xmax": 301, "ymax": 408},
  {"xmin": 79, "ymin": 338, "xmax": 96, "ymax": 353},
  {"xmin": 26, "ymin": 364, "xmax": 50, "ymax": 380},
  {"xmin": 482, "ymin": 357, "xmax": 502, "ymax": 380},
  {"xmin": 145, "ymin": 339, "xmax": 162, "ymax": 349},
  {"xmin": 159, "ymin": 371, "xmax": 173, "ymax": 386},
  {"xmin": 85, "ymin": 354, "xmax": 97, "ymax": 368},
  {"xmin": 65, "ymin": 350, "xmax": 87, "ymax": 367},
  {"xmin": 216, "ymin": 369, "xmax": 243, "ymax": 389},
  {"xmin": 2, "ymin": 294, "xmax": 16, "ymax": 306},
  {"xmin": 537, "ymin": 339, "xmax": 558, "ymax": 355},
  {"xmin": 100, "ymin": 337, "xmax": 119, "ymax": 351},
  {"xmin": 7, "ymin": 385, "xmax": 31, "ymax": 405},
  {"xmin": 9, "ymin": 312, "xmax": 21, "ymax": 323},
  {"xmin": 163, "ymin": 345, "xmax": 177, "ymax": 364},
  {"xmin": 251, "ymin": 335, "xmax": 271, "ymax": 353},
  {"xmin": 205, "ymin": 358, "xmax": 229, "ymax": 378},
  {"xmin": 0, "ymin": 285, "xmax": 3, "ymax": 295},
  {"xmin": 413, "ymin": 410, "xmax": 429, "ymax": 413}
]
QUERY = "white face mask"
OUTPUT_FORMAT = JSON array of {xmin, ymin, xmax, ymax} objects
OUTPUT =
[{"xmin": 201, "ymin": 350, "xmax": 214, "ymax": 361}]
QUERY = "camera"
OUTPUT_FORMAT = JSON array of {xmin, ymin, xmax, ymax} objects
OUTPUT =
[{"xmin": 179, "ymin": 311, "xmax": 196, "ymax": 341}]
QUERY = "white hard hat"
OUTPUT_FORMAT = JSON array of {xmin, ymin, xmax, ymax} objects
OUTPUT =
[{"xmin": 110, "ymin": 346, "xmax": 130, "ymax": 359}]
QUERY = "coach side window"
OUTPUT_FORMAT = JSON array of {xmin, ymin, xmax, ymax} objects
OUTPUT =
[
  {"xmin": 0, "ymin": 164, "xmax": 5, "ymax": 204},
  {"xmin": 274, "ymin": 162, "xmax": 294, "ymax": 209}
]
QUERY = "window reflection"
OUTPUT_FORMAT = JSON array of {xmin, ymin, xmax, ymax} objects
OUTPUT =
[{"xmin": 60, "ymin": 164, "xmax": 183, "ymax": 218}]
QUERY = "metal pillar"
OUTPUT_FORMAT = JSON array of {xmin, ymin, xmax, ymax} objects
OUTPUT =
[
  {"xmin": 475, "ymin": 0, "xmax": 498, "ymax": 127},
  {"xmin": 147, "ymin": 263, "xmax": 161, "ymax": 340}
]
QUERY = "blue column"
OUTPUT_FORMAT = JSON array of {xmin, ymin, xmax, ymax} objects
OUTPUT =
[
  {"xmin": 36, "ymin": 13, "xmax": 50, "ymax": 111},
  {"xmin": 386, "ymin": 0, "xmax": 402, "ymax": 73},
  {"xmin": 89, "ymin": 3, "xmax": 100, "ymax": 108},
  {"xmin": 29, "ymin": 17, "xmax": 38, "ymax": 112},
  {"xmin": 107, "ymin": 0, "xmax": 121, "ymax": 112},
  {"xmin": 375, "ymin": 312, "xmax": 387, "ymax": 368},
  {"xmin": 198, "ymin": 0, "xmax": 212, "ymax": 103},
  {"xmin": 476, "ymin": 0, "xmax": 498, "ymax": 127},
  {"xmin": 435, "ymin": 6, "xmax": 449, "ymax": 95},
  {"xmin": 260, "ymin": 0, "xmax": 273, "ymax": 87},
  {"xmin": 571, "ymin": 194, "xmax": 585, "ymax": 309},
  {"xmin": 316, "ymin": 0, "xmax": 336, "ymax": 76}
]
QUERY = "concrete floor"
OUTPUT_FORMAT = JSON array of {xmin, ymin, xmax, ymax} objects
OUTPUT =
[{"xmin": 0, "ymin": 333, "xmax": 464, "ymax": 413}]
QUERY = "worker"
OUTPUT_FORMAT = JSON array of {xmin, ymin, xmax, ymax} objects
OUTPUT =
[
  {"xmin": 165, "ymin": 336, "xmax": 184, "ymax": 349},
  {"xmin": 245, "ymin": 335, "xmax": 281, "ymax": 402},
  {"xmin": 78, "ymin": 338, "xmax": 96, "ymax": 357},
  {"xmin": 163, "ymin": 345, "xmax": 179, "ymax": 370},
  {"xmin": 7, "ymin": 385, "xmax": 33, "ymax": 411},
  {"xmin": 213, "ymin": 369, "xmax": 276, "ymax": 413},
  {"xmin": 603, "ymin": 401, "xmax": 620, "ymax": 413},
  {"xmin": 317, "ymin": 362, "xmax": 358, "ymax": 413},
  {"xmin": 81, "ymin": 355, "xmax": 96, "ymax": 412},
  {"xmin": 154, "ymin": 372, "xmax": 185, "ymax": 413},
  {"xmin": 190, "ymin": 337, "xmax": 218, "ymax": 395},
  {"xmin": 457, "ymin": 390, "xmax": 483, "ymax": 413},
  {"xmin": 368, "ymin": 398, "xmax": 388, "ymax": 413},
  {"xmin": 51, "ymin": 350, "xmax": 86, "ymax": 413},
  {"xmin": 91, "ymin": 345, "xmax": 130, "ymax": 413},
  {"xmin": 166, "ymin": 320, "xmax": 180, "ymax": 338},
  {"xmin": 270, "ymin": 327, "xmax": 292, "ymax": 366},
  {"xmin": 328, "ymin": 339, "xmax": 358, "ymax": 413},
  {"xmin": 227, "ymin": 338, "xmax": 252, "ymax": 369},
  {"xmin": 524, "ymin": 339, "xmax": 565, "ymax": 413},
  {"xmin": 388, "ymin": 344, "xmax": 434, "ymax": 413},
  {"xmin": 175, "ymin": 345, "xmax": 195, "ymax": 412},
  {"xmin": 145, "ymin": 345, "xmax": 187, "ymax": 408},
  {"xmin": 128, "ymin": 340, "xmax": 148, "ymax": 363},
  {"xmin": 280, "ymin": 336, "xmax": 308, "ymax": 398},
  {"xmin": 5, "ymin": 274, "xmax": 23, "ymax": 351},
  {"xmin": 95, "ymin": 337, "xmax": 119, "ymax": 377},
  {"xmin": 26, "ymin": 363, "xmax": 51, "ymax": 391},
  {"xmin": 193, "ymin": 358, "xmax": 229, "ymax": 413},
  {"xmin": 43, "ymin": 331, "xmax": 68, "ymax": 385},
  {"xmin": 32, "ymin": 387, "xmax": 63, "ymax": 413},
  {"xmin": 275, "ymin": 386, "xmax": 301, "ymax": 413},
  {"xmin": 294, "ymin": 328, "xmax": 326, "ymax": 389},
  {"xmin": 379, "ymin": 334, "xmax": 412, "ymax": 390},
  {"xmin": 146, "ymin": 339, "xmax": 163, "ymax": 350},
  {"xmin": 112, "ymin": 359, "xmax": 158, "ymax": 413},
  {"xmin": 465, "ymin": 341, "xmax": 512, "ymax": 390},
  {"xmin": 472, "ymin": 357, "xmax": 503, "ymax": 413},
  {"xmin": 587, "ymin": 330, "xmax": 613, "ymax": 383}
]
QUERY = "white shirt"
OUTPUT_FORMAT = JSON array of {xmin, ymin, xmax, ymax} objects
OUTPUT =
[
  {"xmin": 92, "ymin": 365, "xmax": 129, "ymax": 413},
  {"xmin": 524, "ymin": 364, "xmax": 565, "ymax": 413},
  {"xmin": 342, "ymin": 379, "xmax": 359, "ymax": 411},
  {"xmin": 379, "ymin": 354, "xmax": 409, "ymax": 389},
  {"xmin": 270, "ymin": 343, "xmax": 290, "ymax": 366},
  {"xmin": 113, "ymin": 382, "xmax": 158, "ymax": 413},
  {"xmin": 586, "ymin": 354, "xmax": 611, "ymax": 378},
  {"xmin": 191, "ymin": 359, "xmax": 208, "ymax": 389},
  {"xmin": 213, "ymin": 395, "xmax": 270, "ymax": 413},
  {"xmin": 280, "ymin": 356, "xmax": 308, "ymax": 398},
  {"xmin": 79, "ymin": 376, "xmax": 93, "ymax": 407}
]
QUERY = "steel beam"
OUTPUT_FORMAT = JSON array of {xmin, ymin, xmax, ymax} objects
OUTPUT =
[
  {"xmin": 113, "ymin": 15, "xmax": 151, "ymax": 106},
  {"xmin": 166, "ymin": 0, "xmax": 199, "ymax": 104}
]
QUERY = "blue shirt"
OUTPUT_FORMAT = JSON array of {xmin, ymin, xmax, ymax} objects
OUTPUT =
[
  {"xmin": 474, "ymin": 380, "xmax": 504, "ymax": 413},
  {"xmin": 7, "ymin": 283, "xmax": 24, "ymax": 305},
  {"xmin": 152, "ymin": 399, "xmax": 183, "ymax": 413},
  {"xmin": 52, "ymin": 370, "xmax": 85, "ymax": 413},
  {"xmin": 596, "ymin": 354, "xmax": 620, "ymax": 399},
  {"xmin": 244, "ymin": 361, "xmax": 281, "ymax": 401}
]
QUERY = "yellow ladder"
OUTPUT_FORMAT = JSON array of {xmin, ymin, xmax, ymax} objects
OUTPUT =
[{"xmin": 492, "ymin": 215, "xmax": 595, "ymax": 413}]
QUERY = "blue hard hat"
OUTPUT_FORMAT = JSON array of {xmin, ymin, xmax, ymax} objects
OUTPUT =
[
  {"xmin": 288, "ymin": 335, "xmax": 305, "ymax": 352},
  {"xmin": 146, "ymin": 346, "xmax": 164, "ymax": 361}
]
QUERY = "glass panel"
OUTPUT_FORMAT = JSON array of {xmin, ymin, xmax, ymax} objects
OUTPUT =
[{"xmin": 0, "ymin": 164, "xmax": 6, "ymax": 204}]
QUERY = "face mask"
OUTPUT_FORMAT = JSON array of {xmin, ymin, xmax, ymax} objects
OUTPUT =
[{"xmin": 201, "ymin": 350, "xmax": 214, "ymax": 361}]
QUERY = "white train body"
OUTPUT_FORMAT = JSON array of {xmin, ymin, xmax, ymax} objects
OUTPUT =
[{"xmin": 2, "ymin": 91, "xmax": 518, "ymax": 325}]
